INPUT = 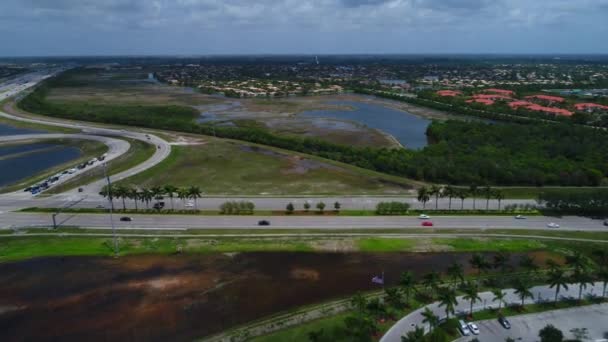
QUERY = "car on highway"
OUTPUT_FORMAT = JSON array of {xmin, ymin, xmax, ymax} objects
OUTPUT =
[
  {"xmin": 185, "ymin": 202, "xmax": 194, "ymax": 208},
  {"xmin": 418, "ymin": 214, "xmax": 431, "ymax": 219},
  {"xmin": 458, "ymin": 320, "xmax": 471, "ymax": 336},
  {"xmin": 604, "ymin": 220, "xmax": 608, "ymax": 227},
  {"xmin": 422, "ymin": 221, "xmax": 434, "ymax": 227},
  {"xmin": 258, "ymin": 220, "xmax": 270, "ymax": 226},
  {"xmin": 119, "ymin": 217, "xmax": 132, "ymax": 222},
  {"xmin": 514, "ymin": 215, "xmax": 526, "ymax": 219},
  {"xmin": 498, "ymin": 316, "xmax": 511, "ymax": 329},
  {"xmin": 467, "ymin": 322, "xmax": 480, "ymax": 335},
  {"xmin": 547, "ymin": 222, "xmax": 560, "ymax": 228}
]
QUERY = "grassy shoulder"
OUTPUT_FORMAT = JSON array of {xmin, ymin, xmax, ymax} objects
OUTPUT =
[
  {"xmin": 1, "ymin": 232, "xmax": 605, "ymax": 263},
  {"xmin": 45, "ymin": 138, "xmax": 155, "ymax": 194},
  {"xmin": 115, "ymin": 138, "xmax": 416, "ymax": 195},
  {"xmin": 0, "ymin": 138, "xmax": 109, "ymax": 193}
]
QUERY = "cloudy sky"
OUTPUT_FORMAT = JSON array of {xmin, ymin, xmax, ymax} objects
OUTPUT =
[{"xmin": 1, "ymin": 0, "xmax": 608, "ymax": 56}]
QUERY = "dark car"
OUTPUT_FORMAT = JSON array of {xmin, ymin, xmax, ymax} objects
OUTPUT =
[
  {"xmin": 120, "ymin": 217, "xmax": 132, "ymax": 222},
  {"xmin": 498, "ymin": 316, "xmax": 511, "ymax": 329},
  {"xmin": 604, "ymin": 220, "xmax": 608, "ymax": 227},
  {"xmin": 258, "ymin": 220, "xmax": 270, "ymax": 226}
]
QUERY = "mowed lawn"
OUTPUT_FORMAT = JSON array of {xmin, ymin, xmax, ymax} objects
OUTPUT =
[{"xmin": 117, "ymin": 138, "xmax": 415, "ymax": 195}]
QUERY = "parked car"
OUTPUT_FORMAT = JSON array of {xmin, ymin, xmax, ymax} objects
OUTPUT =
[
  {"xmin": 547, "ymin": 222, "xmax": 560, "ymax": 228},
  {"xmin": 422, "ymin": 221, "xmax": 434, "ymax": 227},
  {"xmin": 120, "ymin": 217, "xmax": 132, "ymax": 222},
  {"xmin": 258, "ymin": 220, "xmax": 270, "ymax": 226},
  {"xmin": 498, "ymin": 316, "xmax": 511, "ymax": 329},
  {"xmin": 419, "ymin": 214, "xmax": 431, "ymax": 219},
  {"xmin": 514, "ymin": 215, "xmax": 526, "ymax": 219},
  {"xmin": 458, "ymin": 320, "xmax": 471, "ymax": 336},
  {"xmin": 467, "ymin": 322, "xmax": 480, "ymax": 335}
]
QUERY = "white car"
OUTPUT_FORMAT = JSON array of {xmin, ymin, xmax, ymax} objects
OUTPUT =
[
  {"xmin": 458, "ymin": 320, "xmax": 471, "ymax": 336},
  {"xmin": 185, "ymin": 202, "xmax": 194, "ymax": 208},
  {"xmin": 515, "ymin": 215, "xmax": 526, "ymax": 219},
  {"xmin": 547, "ymin": 222, "xmax": 560, "ymax": 228},
  {"xmin": 419, "ymin": 214, "xmax": 431, "ymax": 219},
  {"xmin": 467, "ymin": 322, "xmax": 480, "ymax": 335}
]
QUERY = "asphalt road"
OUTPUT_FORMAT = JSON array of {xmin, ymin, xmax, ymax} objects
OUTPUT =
[
  {"xmin": 1, "ymin": 212, "xmax": 606, "ymax": 230},
  {"xmin": 1, "ymin": 133, "xmax": 130, "ymax": 197},
  {"xmin": 381, "ymin": 283, "xmax": 606, "ymax": 342},
  {"xmin": 453, "ymin": 303, "xmax": 608, "ymax": 342}
]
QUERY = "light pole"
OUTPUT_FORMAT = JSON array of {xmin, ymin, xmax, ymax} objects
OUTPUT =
[{"xmin": 103, "ymin": 162, "xmax": 119, "ymax": 256}]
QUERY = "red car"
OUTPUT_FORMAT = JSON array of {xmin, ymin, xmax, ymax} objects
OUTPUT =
[{"xmin": 422, "ymin": 221, "xmax": 434, "ymax": 227}]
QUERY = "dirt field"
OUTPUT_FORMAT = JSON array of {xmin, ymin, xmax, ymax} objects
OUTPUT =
[{"xmin": 0, "ymin": 252, "xmax": 543, "ymax": 341}]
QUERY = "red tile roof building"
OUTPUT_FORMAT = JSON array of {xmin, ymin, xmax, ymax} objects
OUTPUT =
[
  {"xmin": 574, "ymin": 103, "xmax": 608, "ymax": 111},
  {"xmin": 524, "ymin": 95, "xmax": 566, "ymax": 103},
  {"xmin": 473, "ymin": 94, "xmax": 512, "ymax": 101},
  {"xmin": 484, "ymin": 88, "xmax": 515, "ymax": 96},
  {"xmin": 466, "ymin": 98, "xmax": 495, "ymax": 105},
  {"xmin": 509, "ymin": 101, "xmax": 572, "ymax": 116},
  {"xmin": 436, "ymin": 90, "xmax": 462, "ymax": 97}
]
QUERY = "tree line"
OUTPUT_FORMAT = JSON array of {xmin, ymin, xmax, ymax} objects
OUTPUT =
[
  {"xmin": 538, "ymin": 189, "xmax": 608, "ymax": 216},
  {"xmin": 100, "ymin": 184, "xmax": 202, "ymax": 211},
  {"xmin": 307, "ymin": 250, "xmax": 608, "ymax": 342},
  {"xmin": 417, "ymin": 185, "xmax": 506, "ymax": 210}
]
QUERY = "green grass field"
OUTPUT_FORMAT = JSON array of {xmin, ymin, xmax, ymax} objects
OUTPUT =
[{"xmin": 116, "ymin": 138, "xmax": 415, "ymax": 195}]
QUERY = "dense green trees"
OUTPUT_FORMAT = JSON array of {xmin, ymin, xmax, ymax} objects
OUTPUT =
[{"xmin": 538, "ymin": 189, "xmax": 608, "ymax": 216}]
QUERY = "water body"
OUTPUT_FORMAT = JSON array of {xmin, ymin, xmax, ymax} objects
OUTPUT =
[
  {"xmin": 0, "ymin": 144, "xmax": 81, "ymax": 187},
  {"xmin": 0, "ymin": 142, "xmax": 55, "ymax": 157},
  {"xmin": 0, "ymin": 123, "xmax": 44, "ymax": 136},
  {"xmin": 300, "ymin": 100, "xmax": 431, "ymax": 149}
]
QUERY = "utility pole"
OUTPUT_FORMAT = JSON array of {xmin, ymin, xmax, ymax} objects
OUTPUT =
[{"xmin": 103, "ymin": 162, "xmax": 119, "ymax": 256}]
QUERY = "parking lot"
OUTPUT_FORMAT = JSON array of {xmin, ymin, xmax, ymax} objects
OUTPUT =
[{"xmin": 455, "ymin": 303, "xmax": 608, "ymax": 342}]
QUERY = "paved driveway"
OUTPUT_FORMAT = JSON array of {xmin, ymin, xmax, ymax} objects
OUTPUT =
[{"xmin": 454, "ymin": 303, "xmax": 608, "ymax": 342}]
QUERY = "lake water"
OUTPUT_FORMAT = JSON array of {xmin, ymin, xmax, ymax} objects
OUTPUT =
[
  {"xmin": 0, "ymin": 123, "xmax": 44, "ymax": 136},
  {"xmin": 0, "ymin": 144, "xmax": 82, "ymax": 188},
  {"xmin": 300, "ymin": 100, "xmax": 431, "ymax": 149}
]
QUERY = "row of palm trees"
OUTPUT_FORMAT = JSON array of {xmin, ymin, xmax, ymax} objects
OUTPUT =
[
  {"xmin": 417, "ymin": 184, "xmax": 506, "ymax": 210},
  {"xmin": 99, "ymin": 184, "xmax": 203, "ymax": 211},
  {"xmin": 396, "ymin": 251, "xmax": 608, "ymax": 340}
]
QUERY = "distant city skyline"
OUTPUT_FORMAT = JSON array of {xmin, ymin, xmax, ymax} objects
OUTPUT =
[{"xmin": 1, "ymin": 0, "xmax": 607, "ymax": 56}]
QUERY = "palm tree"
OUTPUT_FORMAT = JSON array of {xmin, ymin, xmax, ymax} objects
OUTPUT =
[
  {"xmin": 400, "ymin": 271, "xmax": 416, "ymax": 305},
  {"xmin": 384, "ymin": 288, "xmax": 403, "ymax": 308},
  {"xmin": 177, "ymin": 187, "xmax": 189, "ymax": 209},
  {"xmin": 163, "ymin": 185, "xmax": 178, "ymax": 210},
  {"xmin": 421, "ymin": 307, "xmax": 439, "ymax": 330},
  {"xmin": 417, "ymin": 187, "xmax": 430, "ymax": 210},
  {"xmin": 447, "ymin": 262, "xmax": 464, "ymax": 288},
  {"xmin": 548, "ymin": 268, "xmax": 569, "ymax": 304},
  {"xmin": 437, "ymin": 287, "xmax": 458, "ymax": 320},
  {"xmin": 596, "ymin": 267, "xmax": 608, "ymax": 298},
  {"xmin": 99, "ymin": 185, "xmax": 115, "ymax": 207},
  {"xmin": 457, "ymin": 188, "xmax": 468, "ymax": 210},
  {"xmin": 401, "ymin": 326, "xmax": 425, "ymax": 342},
  {"xmin": 444, "ymin": 185, "xmax": 454, "ymax": 210},
  {"xmin": 462, "ymin": 281, "xmax": 481, "ymax": 316},
  {"xmin": 513, "ymin": 279, "xmax": 534, "ymax": 307},
  {"xmin": 493, "ymin": 252, "xmax": 511, "ymax": 275},
  {"xmin": 429, "ymin": 185, "xmax": 443, "ymax": 210},
  {"xmin": 150, "ymin": 186, "xmax": 164, "ymax": 202},
  {"xmin": 128, "ymin": 187, "xmax": 139, "ymax": 211},
  {"xmin": 566, "ymin": 251, "xmax": 590, "ymax": 273},
  {"xmin": 492, "ymin": 289, "xmax": 507, "ymax": 311},
  {"xmin": 546, "ymin": 259, "xmax": 560, "ymax": 273},
  {"xmin": 482, "ymin": 185, "xmax": 493, "ymax": 210},
  {"xmin": 350, "ymin": 293, "xmax": 367, "ymax": 314},
  {"xmin": 470, "ymin": 253, "xmax": 489, "ymax": 280},
  {"xmin": 469, "ymin": 184, "xmax": 478, "ymax": 210},
  {"xmin": 140, "ymin": 188, "xmax": 153, "ymax": 209},
  {"xmin": 113, "ymin": 185, "xmax": 129, "ymax": 211},
  {"xmin": 572, "ymin": 268, "xmax": 593, "ymax": 302},
  {"xmin": 187, "ymin": 186, "xmax": 202, "ymax": 210},
  {"xmin": 494, "ymin": 189, "xmax": 505, "ymax": 210},
  {"xmin": 519, "ymin": 255, "xmax": 539, "ymax": 276},
  {"xmin": 422, "ymin": 271, "xmax": 441, "ymax": 294}
]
